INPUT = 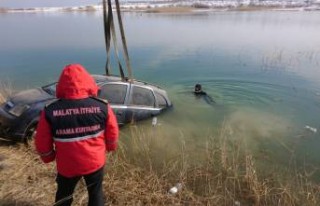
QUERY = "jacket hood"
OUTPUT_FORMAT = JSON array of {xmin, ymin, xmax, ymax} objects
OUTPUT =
[{"xmin": 56, "ymin": 64, "xmax": 99, "ymax": 99}]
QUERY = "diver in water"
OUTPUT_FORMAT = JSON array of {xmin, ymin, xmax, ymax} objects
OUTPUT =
[{"xmin": 194, "ymin": 83, "xmax": 215, "ymax": 105}]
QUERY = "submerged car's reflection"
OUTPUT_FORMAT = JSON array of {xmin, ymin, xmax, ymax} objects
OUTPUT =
[{"xmin": 0, "ymin": 75, "xmax": 172, "ymax": 141}]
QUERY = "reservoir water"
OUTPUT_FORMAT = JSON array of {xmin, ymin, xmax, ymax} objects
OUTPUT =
[{"xmin": 1, "ymin": 10, "xmax": 320, "ymax": 172}]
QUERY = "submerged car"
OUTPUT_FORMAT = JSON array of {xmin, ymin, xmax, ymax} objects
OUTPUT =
[{"xmin": 0, "ymin": 75, "xmax": 172, "ymax": 142}]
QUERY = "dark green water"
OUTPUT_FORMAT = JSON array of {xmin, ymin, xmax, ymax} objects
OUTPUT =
[{"xmin": 1, "ymin": 11, "xmax": 320, "ymax": 170}]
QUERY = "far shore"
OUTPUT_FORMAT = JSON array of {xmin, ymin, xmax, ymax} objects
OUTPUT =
[
  {"xmin": 143, "ymin": 5, "xmax": 307, "ymax": 13},
  {"xmin": 0, "ymin": 4, "xmax": 319, "ymax": 14}
]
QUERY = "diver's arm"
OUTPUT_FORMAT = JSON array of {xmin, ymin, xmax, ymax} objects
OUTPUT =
[{"xmin": 204, "ymin": 94, "xmax": 216, "ymax": 105}]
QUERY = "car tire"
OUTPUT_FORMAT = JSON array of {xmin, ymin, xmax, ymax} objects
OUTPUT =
[{"xmin": 24, "ymin": 123, "xmax": 37, "ymax": 151}]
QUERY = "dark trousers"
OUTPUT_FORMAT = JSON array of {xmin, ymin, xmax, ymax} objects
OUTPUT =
[{"xmin": 54, "ymin": 167, "xmax": 104, "ymax": 206}]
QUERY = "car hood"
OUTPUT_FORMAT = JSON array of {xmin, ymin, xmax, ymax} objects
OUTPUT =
[{"xmin": 9, "ymin": 88, "xmax": 54, "ymax": 105}]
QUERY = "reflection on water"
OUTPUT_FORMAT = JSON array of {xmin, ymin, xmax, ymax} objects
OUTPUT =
[{"xmin": 1, "ymin": 11, "xmax": 320, "ymax": 168}]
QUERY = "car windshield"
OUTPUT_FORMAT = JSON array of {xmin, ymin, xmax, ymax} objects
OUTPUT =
[
  {"xmin": 42, "ymin": 83, "xmax": 57, "ymax": 96},
  {"xmin": 41, "ymin": 76, "xmax": 106, "ymax": 97}
]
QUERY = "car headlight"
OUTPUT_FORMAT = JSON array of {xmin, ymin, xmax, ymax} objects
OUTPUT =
[{"xmin": 8, "ymin": 104, "xmax": 30, "ymax": 116}]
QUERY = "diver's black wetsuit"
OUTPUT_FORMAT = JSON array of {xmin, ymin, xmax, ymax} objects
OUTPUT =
[{"xmin": 194, "ymin": 91, "xmax": 215, "ymax": 105}]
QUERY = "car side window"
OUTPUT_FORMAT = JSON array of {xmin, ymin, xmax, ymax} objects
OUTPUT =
[
  {"xmin": 99, "ymin": 84, "xmax": 127, "ymax": 104},
  {"xmin": 130, "ymin": 86, "xmax": 155, "ymax": 107},
  {"xmin": 155, "ymin": 92, "xmax": 167, "ymax": 108}
]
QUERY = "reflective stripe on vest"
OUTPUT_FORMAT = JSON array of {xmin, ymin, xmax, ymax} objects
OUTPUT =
[{"xmin": 54, "ymin": 130, "xmax": 104, "ymax": 142}]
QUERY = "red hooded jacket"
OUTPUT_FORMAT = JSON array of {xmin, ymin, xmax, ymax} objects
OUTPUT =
[{"xmin": 35, "ymin": 64, "xmax": 119, "ymax": 177}]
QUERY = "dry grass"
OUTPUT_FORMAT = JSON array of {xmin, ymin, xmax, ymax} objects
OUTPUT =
[
  {"xmin": 1, "ymin": 121, "xmax": 320, "ymax": 206},
  {"xmin": 0, "ymin": 80, "xmax": 14, "ymax": 104},
  {"xmin": 229, "ymin": 5, "xmax": 281, "ymax": 12},
  {"xmin": 145, "ymin": 6, "xmax": 195, "ymax": 14},
  {"xmin": 0, "ymin": 8, "xmax": 8, "ymax": 13}
]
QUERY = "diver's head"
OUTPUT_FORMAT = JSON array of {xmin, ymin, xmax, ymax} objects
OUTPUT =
[{"xmin": 194, "ymin": 84, "xmax": 202, "ymax": 93}]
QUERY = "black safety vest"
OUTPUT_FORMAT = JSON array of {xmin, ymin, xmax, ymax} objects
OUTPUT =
[{"xmin": 44, "ymin": 97, "xmax": 108, "ymax": 142}]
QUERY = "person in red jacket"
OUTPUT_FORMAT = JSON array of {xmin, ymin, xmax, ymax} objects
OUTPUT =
[{"xmin": 35, "ymin": 64, "xmax": 119, "ymax": 206}]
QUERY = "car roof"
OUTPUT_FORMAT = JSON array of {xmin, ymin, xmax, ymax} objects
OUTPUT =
[{"xmin": 92, "ymin": 75, "xmax": 166, "ymax": 93}]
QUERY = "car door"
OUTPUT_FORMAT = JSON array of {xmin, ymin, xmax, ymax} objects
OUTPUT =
[
  {"xmin": 127, "ymin": 85, "xmax": 161, "ymax": 122},
  {"xmin": 98, "ymin": 82, "xmax": 128, "ymax": 125}
]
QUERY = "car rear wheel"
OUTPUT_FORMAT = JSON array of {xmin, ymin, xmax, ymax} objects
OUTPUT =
[{"xmin": 24, "ymin": 123, "xmax": 37, "ymax": 151}]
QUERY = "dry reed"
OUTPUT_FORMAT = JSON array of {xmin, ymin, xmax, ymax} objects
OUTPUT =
[
  {"xmin": 1, "ymin": 120, "xmax": 320, "ymax": 206},
  {"xmin": 0, "ymin": 79, "xmax": 13, "ymax": 104}
]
